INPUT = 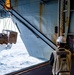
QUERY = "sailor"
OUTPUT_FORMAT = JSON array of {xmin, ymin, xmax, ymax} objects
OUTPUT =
[
  {"xmin": 50, "ymin": 36, "xmax": 66, "ymax": 66},
  {"xmin": 49, "ymin": 36, "xmax": 71, "ymax": 75}
]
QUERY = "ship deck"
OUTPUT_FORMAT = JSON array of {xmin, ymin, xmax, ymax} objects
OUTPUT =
[{"xmin": 6, "ymin": 58, "xmax": 74, "ymax": 75}]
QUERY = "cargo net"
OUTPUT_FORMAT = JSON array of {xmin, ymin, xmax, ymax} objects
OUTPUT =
[
  {"xmin": 0, "ymin": 12, "xmax": 18, "ymax": 48},
  {"xmin": 0, "ymin": 30, "xmax": 17, "ymax": 49}
]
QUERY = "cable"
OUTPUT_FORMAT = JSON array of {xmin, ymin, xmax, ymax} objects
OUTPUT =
[
  {"xmin": 0, "ymin": 2, "xmax": 56, "ymax": 50},
  {"xmin": 1, "ymin": 0, "xmax": 56, "ymax": 46},
  {"xmin": 11, "ymin": 11, "xmax": 55, "ymax": 50},
  {"xmin": 12, "ymin": 8, "xmax": 56, "ymax": 46}
]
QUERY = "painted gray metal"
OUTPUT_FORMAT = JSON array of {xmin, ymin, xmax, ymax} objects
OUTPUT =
[{"xmin": 9, "ymin": 0, "xmax": 58, "ymax": 60}]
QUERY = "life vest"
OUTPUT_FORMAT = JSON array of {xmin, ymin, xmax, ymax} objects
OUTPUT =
[{"xmin": 52, "ymin": 48, "xmax": 71, "ymax": 75}]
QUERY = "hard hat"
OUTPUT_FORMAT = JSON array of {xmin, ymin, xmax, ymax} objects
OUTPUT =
[{"xmin": 56, "ymin": 36, "xmax": 66, "ymax": 43}]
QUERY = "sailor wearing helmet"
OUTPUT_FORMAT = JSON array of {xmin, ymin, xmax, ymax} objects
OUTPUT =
[{"xmin": 49, "ymin": 36, "xmax": 71, "ymax": 75}]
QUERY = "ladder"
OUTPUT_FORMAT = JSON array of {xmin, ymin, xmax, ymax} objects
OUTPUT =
[{"xmin": 59, "ymin": 0, "xmax": 70, "ymax": 41}]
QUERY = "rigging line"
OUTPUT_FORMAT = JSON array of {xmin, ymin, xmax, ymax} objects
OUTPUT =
[
  {"xmin": 15, "ymin": 22, "xmax": 21, "ymax": 33},
  {"xmin": 10, "ymin": 11, "xmax": 56, "ymax": 50},
  {"xmin": 0, "ymin": 2, "xmax": 56, "ymax": 49},
  {"xmin": 3, "ymin": 18, "xmax": 7, "ymax": 30},
  {"xmin": 12, "ymin": 8, "xmax": 56, "ymax": 46},
  {"xmin": 0, "ymin": 0, "xmax": 56, "ymax": 47},
  {"xmin": 11, "ymin": 14, "xmax": 21, "ymax": 33},
  {"xmin": 0, "ymin": 2, "xmax": 21, "ymax": 33}
]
